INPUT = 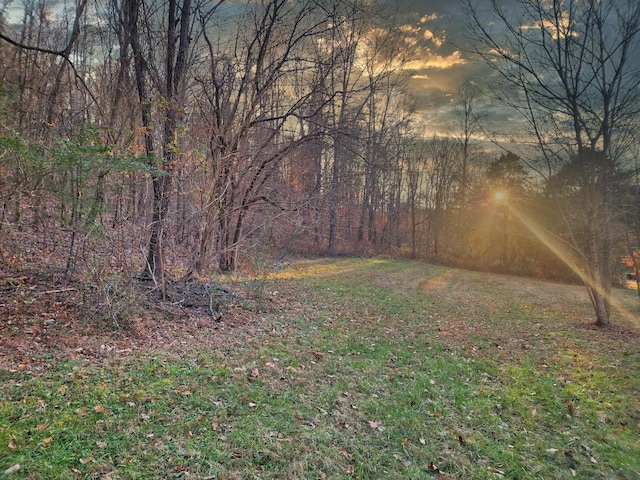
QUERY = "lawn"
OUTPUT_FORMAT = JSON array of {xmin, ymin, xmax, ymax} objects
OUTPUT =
[{"xmin": 1, "ymin": 258, "xmax": 639, "ymax": 479}]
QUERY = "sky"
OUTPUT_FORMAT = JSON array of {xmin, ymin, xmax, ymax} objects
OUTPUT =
[{"xmin": 394, "ymin": 0, "xmax": 499, "ymax": 137}]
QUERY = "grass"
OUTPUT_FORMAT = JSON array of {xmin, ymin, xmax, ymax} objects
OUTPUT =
[{"xmin": 1, "ymin": 257, "xmax": 639, "ymax": 479}]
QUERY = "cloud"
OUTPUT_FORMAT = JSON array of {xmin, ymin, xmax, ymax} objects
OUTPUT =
[
  {"xmin": 521, "ymin": 18, "xmax": 578, "ymax": 39},
  {"xmin": 423, "ymin": 28, "xmax": 445, "ymax": 47},
  {"xmin": 403, "ymin": 49, "xmax": 466, "ymax": 70},
  {"xmin": 404, "ymin": 36, "xmax": 419, "ymax": 46},
  {"xmin": 420, "ymin": 13, "xmax": 438, "ymax": 23},
  {"xmin": 400, "ymin": 24, "xmax": 420, "ymax": 34}
]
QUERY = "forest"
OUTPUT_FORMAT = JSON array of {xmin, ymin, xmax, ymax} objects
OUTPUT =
[{"xmin": 1, "ymin": 0, "xmax": 639, "ymax": 327}]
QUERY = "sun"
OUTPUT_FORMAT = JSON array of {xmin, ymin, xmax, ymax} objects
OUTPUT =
[{"xmin": 494, "ymin": 191, "xmax": 507, "ymax": 201}]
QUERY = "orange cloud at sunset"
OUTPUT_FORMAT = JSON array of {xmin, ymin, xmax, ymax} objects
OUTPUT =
[{"xmin": 403, "ymin": 49, "xmax": 466, "ymax": 70}]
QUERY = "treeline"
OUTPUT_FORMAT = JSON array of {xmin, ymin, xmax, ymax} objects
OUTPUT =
[{"xmin": 0, "ymin": 1, "xmax": 639, "ymax": 324}]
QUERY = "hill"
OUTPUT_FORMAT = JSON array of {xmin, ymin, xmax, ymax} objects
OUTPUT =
[{"xmin": 1, "ymin": 258, "xmax": 639, "ymax": 478}]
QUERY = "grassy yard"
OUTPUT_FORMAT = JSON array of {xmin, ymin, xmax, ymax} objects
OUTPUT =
[{"xmin": 1, "ymin": 258, "xmax": 639, "ymax": 479}]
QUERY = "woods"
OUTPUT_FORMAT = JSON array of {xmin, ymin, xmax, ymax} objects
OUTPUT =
[{"xmin": 1, "ymin": 0, "xmax": 639, "ymax": 326}]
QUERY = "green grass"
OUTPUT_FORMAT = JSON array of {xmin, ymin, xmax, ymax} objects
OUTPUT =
[{"xmin": 1, "ymin": 258, "xmax": 639, "ymax": 478}]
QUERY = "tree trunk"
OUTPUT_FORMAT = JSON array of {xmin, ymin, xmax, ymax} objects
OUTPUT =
[
  {"xmin": 145, "ymin": 173, "xmax": 172, "ymax": 283},
  {"xmin": 328, "ymin": 141, "xmax": 341, "ymax": 255}
]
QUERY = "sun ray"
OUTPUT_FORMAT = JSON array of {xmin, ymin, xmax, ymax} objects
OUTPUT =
[{"xmin": 503, "ymin": 201, "xmax": 639, "ymax": 326}]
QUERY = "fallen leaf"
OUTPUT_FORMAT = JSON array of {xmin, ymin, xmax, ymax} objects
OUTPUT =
[
  {"xmin": 293, "ymin": 413, "xmax": 316, "ymax": 428},
  {"xmin": 419, "ymin": 437, "xmax": 426, "ymax": 445},
  {"xmin": 4, "ymin": 464, "xmax": 20, "ymax": 475},
  {"xmin": 96, "ymin": 441, "xmax": 107, "ymax": 448},
  {"xmin": 43, "ymin": 437, "xmax": 53, "ymax": 447},
  {"xmin": 318, "ymin": 472, "xmax": 326, "ymax": 479},
  {"xmin": 37, "ymin": 424, "xmax": 48, "ymax": 430},
  {"xmin": 8, "ymin": 439, "xmax": 17, "ymax": 449},
  {"xmin": 94, "ymin": 405, "xmax": 105, "ymax": 413},
  {"xmin": 79, "ymin": 454, "xmax": 94, "ymax": 465},
  {"xmin": 487, "ymin": 466, "xmax": 505, "ymax": 477},
  {"xmin": 312, "ymin": 352, "xmax": 324, "ymax": 360},
  {"xmin": 251, "ymin": 368, "xmax": 260, "ymax": 378},
  {"xmin": 368, "ymin": 420, "xmax": 385, "ymax": 432},
  {"xmin": 567, "ymin": 399, "xmax": 574, "ymax": 415},
  {"xmin": 211, "ymin": 420, "xmax": 219, "ymax": 431},
  {"xmin": 340, "ymin": 449, "xmax": 352, "ymax": 460}
]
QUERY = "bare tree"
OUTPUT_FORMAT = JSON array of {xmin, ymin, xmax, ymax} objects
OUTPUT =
[
  {"xmin": 357, "ymin": 22, "xmax": 412, "ymax": 248},
  {"xmin": 188, "ymin": 0, "xmax": 329, "ymax": 273},
  {"xmin": 424, "ymin": 136, "xmax": 461, "ymax": 258},
  {"xmin": 121, "ymin": 0, "xmax": 225, "ymax": 287},
  {"xmin": 465, "ymin": 0, "xmax": 640, "ymax": 326},
  {"xmin": 451, "ymin": 78, "xmax": 485, "ymax": 254},
  {"xmin": 403, "ymin": 130, "xmax": 429, "ymax": 259}
]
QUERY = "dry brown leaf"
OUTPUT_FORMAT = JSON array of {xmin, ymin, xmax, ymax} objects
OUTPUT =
[
  {"xmin": 368, "ymin": 420, "xmax": 385, "ymax": 432},
  {"xmin": 4, "ymin": 464, "xmax": 20, "ymax": 475},
  {"xmin": 567, "ymin": 398, "xmax": 574, "ymax": 415}
]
